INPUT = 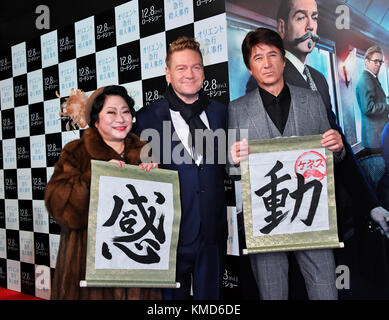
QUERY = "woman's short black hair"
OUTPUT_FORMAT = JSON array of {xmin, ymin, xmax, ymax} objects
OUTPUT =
[
  {"xmin": 241, "ymin": 27, "xmax": 286, "ymax": 70},
  {"xmin": 90, "ymin": 85, "xmax": 135, "ymax": 127}
]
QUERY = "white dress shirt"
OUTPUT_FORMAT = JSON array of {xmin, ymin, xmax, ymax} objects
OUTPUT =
[
  {"xmin": 169, "ymin": 109, "xmax": 210, "ymax": 166},
  {"xmin": 285, "ymin": 50, "xmax": 307, "ymax": 81}
]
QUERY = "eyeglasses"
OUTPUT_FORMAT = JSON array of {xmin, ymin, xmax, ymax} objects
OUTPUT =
[{"xmin": 369, "ymin": 59, "xmax": 385, "ymax": 65}]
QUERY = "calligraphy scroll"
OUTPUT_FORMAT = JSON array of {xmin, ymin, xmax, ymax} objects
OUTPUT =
[
  {"xmin": 241, "ymin": 135, "xmax": 342, "ymax": 254},
  {"xmin": 81, "ymin": 160, "xmax": 181, "ymax": 288}
]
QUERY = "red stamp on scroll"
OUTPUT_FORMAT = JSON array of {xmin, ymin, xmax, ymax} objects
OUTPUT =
[{"xmin": 294, "ymin": 151, "xmax": 327, "ymax": 182}]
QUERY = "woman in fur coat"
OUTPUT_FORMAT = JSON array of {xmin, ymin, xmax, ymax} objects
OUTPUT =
[{"xmin": 45, "ymin": 85, "xmax": 161, "ymax": 300}]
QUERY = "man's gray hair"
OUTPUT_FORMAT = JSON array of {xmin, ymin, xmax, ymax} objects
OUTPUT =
[{"xmin": 364, "ymin": 45, "xmax": 383, "ymax": 60}]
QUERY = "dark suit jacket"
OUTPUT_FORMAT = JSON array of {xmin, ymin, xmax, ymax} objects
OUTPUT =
[
  {"xmin": 356, "ymin": 70, "xmax": 389, "ymax": 149},
  {"xmin": 283, "ymin": 59, "xmax": 379, "ymax": 237},
  {"xmin": 133, "ymin": 98, "xmax": 228, "ymax": 247}
]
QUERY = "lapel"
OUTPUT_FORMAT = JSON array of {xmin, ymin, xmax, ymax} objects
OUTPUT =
[
  {"xmin": 205, "ymin": 101, "xmax": 220, "ymax": 131},
  {"xmin": 154, "ymin": 99, "xmax": 180, "ymax": 145},
  {"xmin": 377, "ymin": 81, "xmax": 386, "ymax": 97},
  {"xmin": 205, "ymin": 104, "xmax": 215, "ymax": 131},
  {"xmin": 365, "ymin": 70, "xmax": 386, "ymax": 97},
  {"xmin": 155, "ymin": 99, "xmax": 172, "ymax": 123},
  {"xmin": 376, "ymin": 79, "xmax": 386, "ymax": 96},
  {"xmin": 288, "ymin": 84, "xmax": 314, "ymax": 136},
  {"xmin": 284, "ymin": 58, "xmax": 329, "ymax": 105},
  {"xmin": 243, "ymin": 89, "xmax": 273, "ymax": 139},
  {"xmin": 284, "ymin": 59, "xmax": 310, "ymax": 89}
]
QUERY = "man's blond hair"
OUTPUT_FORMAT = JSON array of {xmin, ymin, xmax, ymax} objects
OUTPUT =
[{"xmin": 166, "ymin": 36, "xmax": 203, "ymax": 67}]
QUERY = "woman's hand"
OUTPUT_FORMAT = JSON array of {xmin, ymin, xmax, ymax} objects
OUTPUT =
[
  {"xmin": 109, "ymin": 159, "xmax": 158, "ymax": 171},
  {"xmin": 109, "ymin": 159, "xmax": 126, "ymax": 167},
  {"xmin": 139, "ymin": 162, "xmax": 158, "ymax": 172}
]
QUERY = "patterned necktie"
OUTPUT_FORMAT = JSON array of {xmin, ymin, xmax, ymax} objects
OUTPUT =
[{"xmin": 303, "ymin": 65, "xmax": 317, "ymax": 91}]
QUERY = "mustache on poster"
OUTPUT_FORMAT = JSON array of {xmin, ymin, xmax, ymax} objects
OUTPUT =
[{"xmin": 293, "ymin": 31, "xmax": 321, "ymax": 49}]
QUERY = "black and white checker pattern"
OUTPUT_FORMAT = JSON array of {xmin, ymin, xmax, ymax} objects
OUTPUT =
[{"xmin": 0, "ymin": 0, "xmax": 229, "ymax": 299}]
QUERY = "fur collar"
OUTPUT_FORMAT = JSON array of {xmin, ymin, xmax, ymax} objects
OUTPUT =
[{"xmin": 82, "ymin": 127, "xmax": 146, "ymax": 164}]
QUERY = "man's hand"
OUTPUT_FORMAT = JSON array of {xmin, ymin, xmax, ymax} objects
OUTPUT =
[
  {"xmin": 230, "ymin": 139, "xmax": 250, "ymax": 165},
  {"xmin": 321, "ymin": 129, "xmax": 343, "ymax": 153},
  {"xmin": 370, "ymin": 206, "xmax": 389, "ymax": 238}
]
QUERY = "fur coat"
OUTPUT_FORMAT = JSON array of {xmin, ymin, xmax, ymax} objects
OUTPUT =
[{"xmin": 45, "ymin": 127, "xmax": 162, "ymax": 300}]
